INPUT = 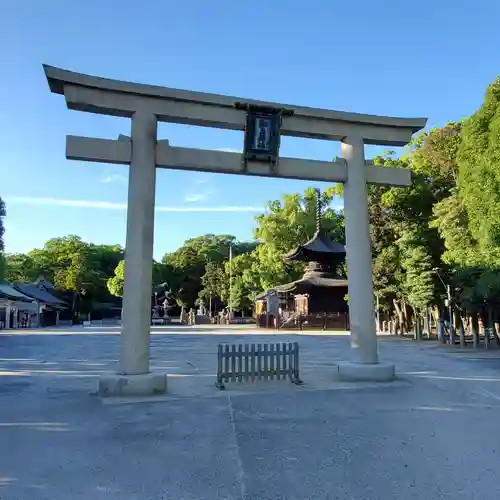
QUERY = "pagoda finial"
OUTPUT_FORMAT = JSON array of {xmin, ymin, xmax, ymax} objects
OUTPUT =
[{"xmin": 315, "ymin": 188, "xmax": 321, "ymax": 233}]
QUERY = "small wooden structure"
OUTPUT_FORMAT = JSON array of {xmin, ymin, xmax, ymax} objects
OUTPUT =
[{"xmin": 216, "ymin": 342, "xmax": 302, "ymax": 389}]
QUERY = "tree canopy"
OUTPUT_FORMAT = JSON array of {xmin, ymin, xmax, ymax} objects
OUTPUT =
[
  {"xmin": 4, "ymin": 236, "xmax": 123, "ymax": 315},
  {"xmin": 0, "ymin": 197, "xmax": 5, "ymax": 281}
]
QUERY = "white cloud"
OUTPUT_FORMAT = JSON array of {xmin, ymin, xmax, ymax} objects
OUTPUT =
[
  {"xmin": 100, "ymin": 173, "xmax": 127, "ymax": 184},
  {"xmin": 184, "ymin": 192, "xmax": 208, "ymax": 203},
  {"xmin": 156, "ymin": 205, "xmax": 262, "ymax": 213},
  {"xmin": 8, "ymin": 197, "xmax": 127, "ymax": 210},
  {"xmin": 184, "ymin": 177, "xmax": 214, "ymax": 203},
  {"xmin": 215, "ymin": 147, "xmax": 242, "ymax": 153},
  {"xmin": 5, "ymin": 196, "xmax": 263, "ymax": 213}
]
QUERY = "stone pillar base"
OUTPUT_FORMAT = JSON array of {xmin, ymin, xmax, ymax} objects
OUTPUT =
[
  {"xmin": 98, "ymin": 372, "xmax": 167, "ymax": 397},
  {"xmin": 337, "ymin": 361, "xmax": 395, "ymax": 382}
]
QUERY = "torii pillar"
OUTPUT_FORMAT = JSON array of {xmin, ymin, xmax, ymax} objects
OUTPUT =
[
  {"xmin": 43, "ymin": 64, "xmax": 426, "ymax": 395},
  {"xmin": 338, "ymin": 136, "xmax": 393, "ymax": 380}
]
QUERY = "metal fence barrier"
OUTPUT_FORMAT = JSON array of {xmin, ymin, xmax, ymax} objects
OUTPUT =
[{"xmin": 216, "ymin": 342, "xmax": 302, "ymax": 390}]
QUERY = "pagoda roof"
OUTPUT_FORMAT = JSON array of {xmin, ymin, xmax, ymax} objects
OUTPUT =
[
  {"xmin": 284, "ymin": 230, "xmax": 345, "ymax": 262},
  {"xmin": 276, "ymin": 275, "xmax": 348, "ymax": 293},
  {"xmin": 284, "ymin": 188, "xmax": 346, "ymax": 262}
]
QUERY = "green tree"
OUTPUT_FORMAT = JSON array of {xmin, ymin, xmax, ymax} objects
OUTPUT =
[
  {"xmin": 107, "ymin": 260, "xmax": 125, "ymax": 297},
  {"xmin": 5, "ymin": 253, "xmax": 39, "ymax": 283},
  {"xmin": 152, "ymin": 260, "xmax": 176, "ymax": 289},
  {"xmin": 107, "ymin": 259, "xmax": 178, "ymax": 299},
  {"xmin": 215, "ymin": 187, "xmax": 346, "ymax": 310},
  {"xmin": 442, "ymin": 78, "xmax": 500, "ymax": 316},
  {"xmin": 35, "ymin": 236, "xmax": 99, "ymax": 314},
  {"xmin": 252, "ymin": 187, "xmax": 345, "ymax": 291},
  {"xmin": 31, "ymin": 237, "xmax": 90, "ymax": 288},
  {"xmin": 163, "ymin": 234, "xmax": 235, "ymax": 306},
  {"xmin": 398, "ymin": 226, "xmax": 435, "ymax": 313},
  {"xmin": 365, "ymin": 138, "xmax": 456, "ymax": 328},
  {"xmin": 0, "ymin": 254, "xmax": 5, "ymax": 282},
  {"xmin": 222, "ymin": 252, "xmax": 262, "ymax": 311},
  {"xmin": 17, "ymin": 236, "xmax": 124, "ymax": 315},
  {"xmin": 370, "ymin": 109, "xmax": 500, "ymax": 330},
  {"xmin": 199, "ymin": 261, "xmax": 225, "ymax": 299},
  {"xmin": 458, "ymin": 78, "xmax": 500, "ymax": 251},
  {"xmin": 163, "ymin": 234, "xmax": 255, "ymax": 307},
  {"xmin": 0, "ymin": 197, "xmax": 5, "ymax": 280},
  {"xmin": 417, "ymin": 81, "xmax": 500, "ymax": 320}
]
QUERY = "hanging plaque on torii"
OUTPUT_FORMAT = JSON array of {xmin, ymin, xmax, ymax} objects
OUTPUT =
[{"xmin": 236, "ymin": 102, "xmax": 294, "ymax": 173}]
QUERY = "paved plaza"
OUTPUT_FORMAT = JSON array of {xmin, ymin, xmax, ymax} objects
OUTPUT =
[{"xmin": 1, "ymin": 325, "xmax": 500, "ymax": 499}]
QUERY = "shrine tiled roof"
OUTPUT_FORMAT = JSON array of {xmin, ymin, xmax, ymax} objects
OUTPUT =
[
  {"xmin": 0, "ymin": 283, "xmax": 34, "ymax": 301},
  {"xmin": 14, "ymin": 284, "xmax": 67, "ymax": 307}
]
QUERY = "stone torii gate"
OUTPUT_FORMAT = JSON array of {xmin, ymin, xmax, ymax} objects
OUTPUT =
[{"xmin": 43, "ymin": 65, "xmax": 426, "ymax": 396}]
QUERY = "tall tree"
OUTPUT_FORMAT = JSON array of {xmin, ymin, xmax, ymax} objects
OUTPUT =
[
  {"xmin": 32, "ymin": 236, "xmax": 99, "ymax": 314},
  {"xmin": 457, "ymin": 77, "xmax": 500, "ymax": 260},
  {"xmin": 198, "ymin": 260, "xmax": 226, "ymax": 311},
  {"xmin": 107, "ymin": 259, "xmax": 176, "ymax": 299},
  {"xmin": 252, "ymin": 187, "xmax": 345, "ymax": 291},
  {"xmin": 5, "ymin": 253, "xmax": 39, "ymax": 283},
  {"xmin": 446, "ymin": 77, "xmax": 500, "ymax": 316},
  {"xmin": 162, "ymin": 234, "xmax": 255, "ymax": 307},
  {"xmin": 398, "ymin": 226, "xmax": 435, "ymax": 314},
  {"xmin": 12, "ymin": 236, "xmax": 125, "ymax": 315},
  {"xmin": 0, "ymin": 197, "xmax": 5, "ymax": 280}
]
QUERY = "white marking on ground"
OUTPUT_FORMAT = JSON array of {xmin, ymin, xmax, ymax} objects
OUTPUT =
[
  {"xmin": 476, "ymin": 388, "xmax": 500, "ymax": 403},
  {"xmin": 228, "ymin": 395, "xmax": 247, "ymax": 499}
]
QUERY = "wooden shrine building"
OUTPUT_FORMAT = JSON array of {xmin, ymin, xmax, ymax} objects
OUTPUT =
[{"xmin": 257, "ymin": 189, "xmax": 349, "ymax": 330}]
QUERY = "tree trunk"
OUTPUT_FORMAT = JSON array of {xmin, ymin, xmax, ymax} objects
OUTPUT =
[
  {"xmin": 454, "ymin": 309, "xmax": 465, "ymax": 347},
  {"xmin": 393, "ymin": 299, "xmax": 404, "ymax": 335},
  {"xmin": 437, "ymin": 314, "xmax": 445, "ymax": 344},
  {"xmin": 479, "ymin": 311, "xmax": 489, "ymax": 349},
  {"xmin": 402, "ymin": 301, "xmax": 412, "ymax": 334},
  {"xmin": 414, "ymin": 313, "xmax": 422, "ymax": 341},
  {"xmin": 462, "ymin": 313, "xmax": 469, "ymax": 335},
  {"xmin": 494, "ymin": 320, "xmax": 500, "ymax": 346},
  {"xmin": 486, "ymin": 307, "xmax": 495, "ymax": 349},
  {"xmin": 71, "ymin": 292, "xmax": 78, "ymax": 325},
  {"xmin": 424, "ymin": 307, "xmax": 431, "ymax": 339},
  {"xmin": 432, "ymin": 306, "xmax": 440, "ymax": 340},
  {"xmin": 470, "ymin": 313, "xmax": 479, "ymax": 348}
]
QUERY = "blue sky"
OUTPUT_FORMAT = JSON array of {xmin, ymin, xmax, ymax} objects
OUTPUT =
[{"xmin": 1, "ymin": 0, "xmax": 499, "ymax": 260}]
